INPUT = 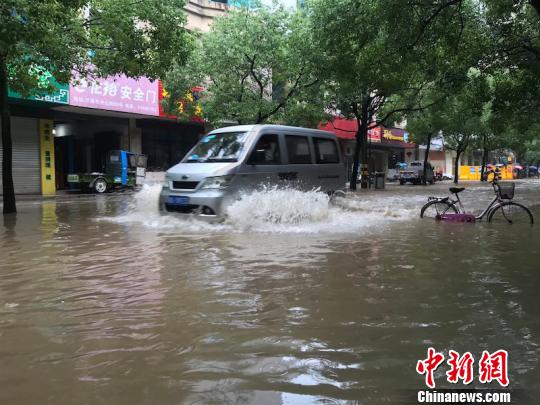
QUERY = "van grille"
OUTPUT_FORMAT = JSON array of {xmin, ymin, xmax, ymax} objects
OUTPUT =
[
  {"xmin": 165, "ymin": 204, "xmax": 199, "ymax": 213},
  {"xmin": 172, "ymin": 181, "xmax": 199, "ymax": 190}
]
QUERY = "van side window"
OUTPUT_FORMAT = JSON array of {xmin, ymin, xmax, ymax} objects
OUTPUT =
[
  {"xmin": 285, "ymin": 135, "xmax": 312, "ymax": 164},
  {"xmin": 314, "ymin": 138, "xmax": 339, "ymax": 163},
  {"xmin": 248, "ymin": 134, "xmax": 281, "ymax": 164}
]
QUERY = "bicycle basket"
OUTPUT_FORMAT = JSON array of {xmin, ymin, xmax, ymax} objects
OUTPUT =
[{"xmin": 496, "ymin": 182, "xmax": 515, "ymax": 200}]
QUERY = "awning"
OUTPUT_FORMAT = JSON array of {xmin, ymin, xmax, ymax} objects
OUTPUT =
[{"xmin": 318, "ymin": 117, "xmax": 415, "ymax": 148}]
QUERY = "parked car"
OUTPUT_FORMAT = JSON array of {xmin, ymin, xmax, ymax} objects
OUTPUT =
[
  {"xmin": 159, "ymin": 125, "xmax": 347, "ymax": 220},
  {"xmin": 398, "ymin": 161, "xmax": 434, "ymax": 185}
]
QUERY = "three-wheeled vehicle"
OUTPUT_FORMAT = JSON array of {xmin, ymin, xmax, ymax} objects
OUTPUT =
[{"xmin": 67, "ymin": 150, "xmax": 147, "ymax": 193}]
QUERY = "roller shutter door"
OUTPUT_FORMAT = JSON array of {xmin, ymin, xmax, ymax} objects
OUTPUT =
[{"xmin": 0, "ymin": 117, "xmax": 40, "ymax": 194}]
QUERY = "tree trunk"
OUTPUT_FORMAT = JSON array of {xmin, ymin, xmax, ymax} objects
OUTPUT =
[
  {"xmin": 480, "ymin": 134, "xmax": 488, "ymax": 182},
  {"xmin": 422, "ymin": 133, "xmax": 432, "ymax": 185},
  {"xmin": 359, "ymin": 100, "xmax": 370, "ymax": 190},
  {"xmin": 453, "ymin": 149, "xmax": 461, "ymax": 184},
  {"xmin": 349, "ymin": 116, "xmax": 362, "ymax": 191},
  {"xmin": 359, "ymin": 122, "xmax": 369, "ymax": 189},
  {"xmin": 0, "ymin": 55, "xmax": 16, "ymax": 214}
]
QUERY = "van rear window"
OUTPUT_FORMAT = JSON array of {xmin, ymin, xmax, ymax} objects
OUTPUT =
[
  {"xmin": 286, "ymin": 136, "xmax": 312, "ymax": 164},
  {"xmin": 314, "ymin": 138, "xmax": 339, "ymax": 164}
]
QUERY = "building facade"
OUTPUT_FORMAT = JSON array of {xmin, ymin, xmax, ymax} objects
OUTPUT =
[
  {"xmin": 2, "ymin": 74, "xmax": 205, "ymax": 196},
  {"xmin": 318, "ymin": 118, "xmax": 416, "ymax": 179},
  {"xmin": 1, "ymin": 2, "xmax": 234, "ymax": 196},
  {"xmin": 185, "ymin": 0, "xmax": 229, "ymax": 32}
]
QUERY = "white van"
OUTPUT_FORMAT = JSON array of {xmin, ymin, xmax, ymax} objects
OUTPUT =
[{"xmin": 159, "ymin": 125, "xmax": 346, "ymax": 220}]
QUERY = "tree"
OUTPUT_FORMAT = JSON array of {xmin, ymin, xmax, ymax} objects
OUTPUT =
[
  {"xmin": 164, "ymin": 3, "xmax": 324, "ymax": 127},
  {"xmin": 407, "ymin": 103, "xmax": 446, "ymax": 185},
  {"xmin": 438, "ymin": 71, "xmax": 490, "ymax": 183},
  {"xmin": 523, "ymin": 138, "xmax": 540, "ymax": 165},
  {"xmin": 481, "ymin": 0, "xmax": 540, "ymax": 138},
  {"xmin": 0, "ymin": 0, "xmax": 192, "ymax": 214},
  {"xmin": 473, "ymin": 103, "xmax": 506, "ymax": 181},
  {"xmin": 308, "ymin": 0, "xmax": 481, "ymax": 190}
]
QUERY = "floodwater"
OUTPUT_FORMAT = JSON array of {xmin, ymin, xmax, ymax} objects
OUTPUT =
[{"xmin": 1, "ymin": 181, "xmax": 540, "ymax": 404}]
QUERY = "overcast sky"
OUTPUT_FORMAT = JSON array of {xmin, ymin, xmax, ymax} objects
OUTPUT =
[{"xmin": 262, "ymin": 0, "xmax": 297, "ymax": 8}]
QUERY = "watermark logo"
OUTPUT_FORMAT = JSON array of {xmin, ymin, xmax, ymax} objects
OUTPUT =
[
  {"xmin": 446, "ymin": 350, "xmax": 474, "ymax": 385},
  {"xmin": 416, "ymin": 347, "xmax": 445, "ymax": 389},
  {"xmin": 478, "ymin": 350, "xmax": 509, "ymax": 387},
  {"xmin": 416, "ymin": 347, "xmax": 509, "ymax": 388}
]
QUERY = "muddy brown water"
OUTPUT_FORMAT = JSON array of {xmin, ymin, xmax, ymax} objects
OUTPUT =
[{"xmin": 1, "ymin": 181, "xmax": 539, "ymax": 404}]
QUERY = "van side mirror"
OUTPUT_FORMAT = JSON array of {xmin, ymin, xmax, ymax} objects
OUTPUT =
[{"xmin": 249, "ymin": 149, "xmax": 266, "ymax": 165}]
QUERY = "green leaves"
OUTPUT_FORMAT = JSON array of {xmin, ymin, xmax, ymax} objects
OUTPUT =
[
  {"xmin": 0, "ymin": 0, "xmax": 192, "ymax": 96},
  {"xmin": 163, "ymin": 3, "xmax": 325, "ymax": 126}
]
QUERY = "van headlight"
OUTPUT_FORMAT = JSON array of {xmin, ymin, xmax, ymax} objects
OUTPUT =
[
  {"xmin": 200, "ymin": 175, "xmax": 234, "ymax": 190},
  {"xmin": 162, "ymin": 174, "xmax": 171, "ymax": 189}
]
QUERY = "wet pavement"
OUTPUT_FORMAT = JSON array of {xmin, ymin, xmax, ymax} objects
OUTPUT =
[{"xmin": 1, "ymin": 180, "xmax": 540, "ymax": 404}]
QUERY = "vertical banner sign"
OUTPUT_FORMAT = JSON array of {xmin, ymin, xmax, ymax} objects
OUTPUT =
[{"xmin": 39, "ymin": 120, "xmax": 56, "ymax": 196}]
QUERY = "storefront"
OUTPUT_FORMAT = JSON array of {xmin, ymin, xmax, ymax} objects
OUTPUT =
[
  {"xmin": 50, "ymin": 113, "xmax": 203, "ymax": 189},
  {"xmin": 0, "ymin": 116, "xmax": 41, "ymax": 194},
  {"xmin": 53, "ymin": 72, "xmax": 203, "ymax": 188},
  {"xmin": 378, "ymin": 127, "xmax": 416, "ymax": 169},
  {"xmin": 139, "ymin": 119, "xmax": 203, "ymax": 171},
  {"xmin": 2, "ymin": 72, "xmax": 70, "ymax": 195},
  {"xmin": 318, "ymin": 118, "xmax": 415, "ymax": 178},
  {"xmin": 2, "ymin": 71, "xmax": 204, "ymax": 195}
]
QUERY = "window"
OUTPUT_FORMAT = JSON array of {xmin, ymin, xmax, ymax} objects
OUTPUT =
[
  {"xmin": 184, "ymin": 131, "xmax": 249, "ymax": 163},
  {"xmin": 249, "ymin": 134, "xmax": 281, "ymax": 164},
  {"xmin": 314, "ymin": 138, "xmax": 339, "ymax": 164},
  {"xmin": 286, "ymin": 135, "xmax": 312, "ymax": 164}
]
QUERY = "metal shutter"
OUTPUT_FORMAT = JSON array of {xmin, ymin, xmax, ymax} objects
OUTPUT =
[{"xmin": 0, "ymin": 117, "xmax": 41, "ymax": 194}]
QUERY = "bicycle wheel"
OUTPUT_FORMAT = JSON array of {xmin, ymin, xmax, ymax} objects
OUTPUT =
[
  {"xmin": 487, "ymin": 202, "xmax": 534, "ymax": 225},
  {"xmin": 420, "ymin": 200, "xmax": 457, "ymax": 219}
]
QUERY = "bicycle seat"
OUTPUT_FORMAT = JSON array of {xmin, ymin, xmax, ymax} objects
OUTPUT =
[{"xmin": 449, "ymin": 187, "xmax": 465, "ymax": 194}]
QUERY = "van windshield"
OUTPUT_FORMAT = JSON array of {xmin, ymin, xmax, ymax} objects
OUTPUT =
[{"xmin": 184, "ymin": 132, "xmax": 249, "ymax": 163}]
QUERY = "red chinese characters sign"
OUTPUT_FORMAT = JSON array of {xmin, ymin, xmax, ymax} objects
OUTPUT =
[{"xmin": 70, "ymin": 73, "xmax": 159, "ymax": 116}]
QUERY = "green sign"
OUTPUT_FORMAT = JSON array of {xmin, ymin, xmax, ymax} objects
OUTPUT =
[{"xmin": 8, "ymin": 65, "xmax": 69, "ymax": 105}]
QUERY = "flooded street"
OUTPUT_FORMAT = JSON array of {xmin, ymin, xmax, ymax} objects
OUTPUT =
[{"xmin": 1, "ymin": 181, "xmax": 540, "ymax": 404}]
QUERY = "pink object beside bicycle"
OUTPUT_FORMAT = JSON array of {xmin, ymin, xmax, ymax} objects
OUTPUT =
[{"xmin": 437, "ymin": 213, "xmax": 476, "ymax": 223}]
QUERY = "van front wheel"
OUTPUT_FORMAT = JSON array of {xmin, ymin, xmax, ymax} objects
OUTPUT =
[{"xmin": 329, "ymin": 190, "xmax": 346, "ymax": 204}]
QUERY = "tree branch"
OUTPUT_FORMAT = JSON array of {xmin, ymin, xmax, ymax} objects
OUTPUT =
[
  {"xmin": 409, "ymin": 0, "xmax": 462, "ymax": 48},
  {"xmin": 530, "ymin": 0, "xmax": 540, "ymax": 18},
  {"xmin": 257, "ymin": 67, "xmax": 311, "ymax": 123}
]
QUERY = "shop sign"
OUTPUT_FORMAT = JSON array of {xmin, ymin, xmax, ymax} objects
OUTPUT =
[
  {"xmin": 382, "ymin": 128, "xmax": 405, "ymax": 142},
  {"xmin": 368, "ymin": 126, "xmax": 381, "ymax": 143},
  {"xmin": 70, "ymin": 73, "xmax": 159, "ymax": 116},
  {"xmin": 8, "ymin": 65, "xmax": 69, "ymax": 104}
]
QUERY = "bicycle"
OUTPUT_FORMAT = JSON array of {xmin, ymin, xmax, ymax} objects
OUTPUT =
[{"xmin": 420, "ymin": 170, "xmax": 534, "ymax": 224}]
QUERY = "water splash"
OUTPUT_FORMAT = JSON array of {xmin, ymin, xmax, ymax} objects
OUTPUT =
[
  {"xmin": 102, "ymin": 184, "xmax": 420, "ymax": 235},
  {"xmin": 226, "ymin": 186, "xmax": 331, "ymax": 229}
]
